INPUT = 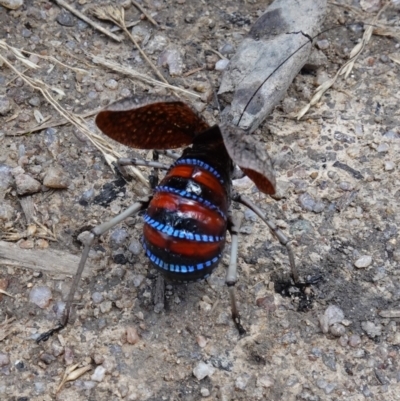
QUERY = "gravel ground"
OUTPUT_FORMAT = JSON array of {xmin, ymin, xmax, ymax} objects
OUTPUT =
[{"xmin": 1, "ymin": 1, "xmax": 400, "ymax": 400}]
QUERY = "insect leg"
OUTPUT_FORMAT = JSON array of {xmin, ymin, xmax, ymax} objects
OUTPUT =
[
  {"xmin": 232, "ymin": 192, "xmax": 299, "ymax": 284},
  {"xmin": 154, "ymin": 149, "xmax": 180, "ymax": 160},
  {"xmin": 117, "ymin": 157, "xmax": 170, "ymax": 171},
  {"xmin": 36, "ymin": 197, "xmax": 151, "ymax": 343},
  {"xmin": 226, "ymin": 211, "xmax": 246, "ymax": 335}
]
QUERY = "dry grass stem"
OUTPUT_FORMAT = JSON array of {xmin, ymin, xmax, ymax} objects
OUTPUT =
[
  {"xmin": 0, "ymin": 47, "xmax": 149, "ymax": 187},
  {"xmin": 297, "ymin": 1, "xmax": 390, "ymax": 119},
  {"xmin": 131, "ymin": 0, "xmax": 159, "ymax": 27},
  {"xmin": 57, "ymin": 364, "xmax": 92, "ymax": 393},
  {"xmin": 53, "ymin": 0, "xmax": 123, "ymax": 42},
  {"xmin": 92, "ymin": 55, "xmax": 201, "ymax": 98},
  {"xmin": 92, "ymin": 6, "xmax": 172, "ymax": 92}
]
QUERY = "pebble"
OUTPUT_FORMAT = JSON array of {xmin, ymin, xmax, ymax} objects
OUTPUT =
[
  {"xmin": 91, "ymin": 365, "xmax": 106, "ymax": 382},
  {"xmin": 361, "ymin": 321, "xmax": 382, "ymax": 338},
  {"xmin": 319, "ymin": 305, "xmax": 345, "ymax": 334},
  {"xmin": 0, "ymin": 164, "xmax": 13, "ymax": 191},
  {"xmin": 29, "ymin": 286, "xmax": 52, "ymax": 308},
  {"xmin": 200, "ymin": 387, "xmax": 210, "ymax": 397},
  {"xmin": 384, "ymin": 161, "xmax": 395, "ymax": 171},
  {"xmin": 257, "ymin": 374, "xmax": 274, "ymax": 388},
  {"xmin": 330, "ymin": 323, "xmax": 346, "ymax": 337},
  {"xmin": 110, "ymin": 228, "xmax": 128, "ymax": 248},
  {"xmin": 99, "ymin": 301, "xmax": 112, "ymax": 314},
  {"xmin": 145, "ymin": 35, "xmax": 168, "ymax": 54},
  {"xmin": 354, "ymin": 255, "xmax": 372, "ymax": 269},
  {"xmin": 36, "ymin": 239, "xmax": 49, "ymax": 249},
  {"xmin": 0, "ymin": 353, "xmax": 10, "ymax": 367},
  {"xmin": 28, "ymin": 96, "xmax": 40, "ymax": 107},
  {"xmin": 0, "ymin": 0, "xmax": 23, "ymax": 10},
  {"xmin": 34, "ymin": 382, "xmax": 45, "ymax": 394},
  {"xmin": 316, "ymin": 39, "xmax": 330, "ymax": 50},
  {"xmin": 126, "ymin": 326, "xmax": 140, "ymax": 344},
  {"xmin": 196, "ymin": 335, "xmax": 208, "ymax": 348},
  {"xmin": 215, "ymin": 59, "xmax": 229, "ymax": 71},
  {"xmin": 322, "ymin": 351, "xmax": 337, "ymax": 372},
  {"xmin": 128, "ymin": 239, "xmax": 142, "ymax": 255},
  {"xmin": 348, "ymin": 334, "xmax": 361, "ymax": 347},
  {"xmin": 0, "ymin": 96, "xmax": 11, "ymax": 115},
  {"xmin": 377, "ymin": 143, "xmax": 389, "ymax": 153},
  {"xmin": 43, "ymin": 167, "xmax": 70, "ymax": 189},
  {"xmin": 20, "ymin": 239, "xmax": 34, "ymax": 249},
  {"xmin": 193, "ymin": 362, "xmax": 215, "ymax": 380},
  {"xmin": 15, "ymin": 173, "xmax": 41, "ymax": 195},
  {"xmin": 91, "ymin": 292, "xmax": 103, "ymax": 304},
  {"xmin": 235, "ymin": 373, "xmax": 251, "ymax": 390},
  {"xmin": 158, "ymin": 48, "xmax": 183, "ymax": 76},
  {"xmin": 105, "ymin": 79, "xmax": 118, "ymax": 90},
  {"xmin": 219, "ymin": 43, "xmax": 234, "ymax": 55},
  {"xmin": 56, "ymin": 10, "xmax": 75, "ymax": 27},
  {"xmin": 64, "ymin": 347, "xmax": 74, "ymax": 366}
]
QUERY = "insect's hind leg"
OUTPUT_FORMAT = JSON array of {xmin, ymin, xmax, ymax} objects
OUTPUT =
[
  {"xmin": 226, "ymin": 211, "xmax": 246, "ymax": 335},
  {"xmin": 232, "ymin": 192, "xmax": 299, "ymax": 284},
  {"xmin": 36, "ymin": 197, "xmax": 151, "ymax": 343}
]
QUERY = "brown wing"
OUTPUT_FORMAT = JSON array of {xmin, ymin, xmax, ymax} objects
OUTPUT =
[
  {"xmin": 95, "ymin": 95, "xmax": 210, "ymax": 149},
  {"xmin": 219, "ymin": 123, "xmax": 276, "ymax": 195}
]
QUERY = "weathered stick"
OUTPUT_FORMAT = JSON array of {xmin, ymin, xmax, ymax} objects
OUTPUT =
[
  {"xmin": 0, "ymin": 240, "xmax": 93, "ymax": 277},
  {"xmin": 219, "ymin": 0, "xmax": 327, "ymax": 133}
]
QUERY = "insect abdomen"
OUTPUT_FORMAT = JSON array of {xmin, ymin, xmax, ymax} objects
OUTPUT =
[{"xmin": 143, "ymin": 157, "xmax": 229, "ymax": 281}]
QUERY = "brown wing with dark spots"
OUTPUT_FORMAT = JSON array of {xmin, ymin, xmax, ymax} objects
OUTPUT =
[{"xmin": 95, "ymin": 96, "xmax": 210, "ymax": 149}]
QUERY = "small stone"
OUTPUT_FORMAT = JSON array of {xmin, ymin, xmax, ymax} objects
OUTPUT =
[
  {"xmin": 384, "ymin": 161, "xmax": 395, "ymax": 171},
  {"xmin": 377, "ymin": 143, "xmax": 389, "ymax": 153},
  {"xmin": 0, "ymin": 353, "xmax": 10, "ymax": 367},
  {"xmin": 15, "ymin": 174, "xmax": 41, "ymax": 195},
  {"xmin": 19, "ymin": 240, "xmax": 34, "ymax": 249},
  {"xmin": 257, "ymin": 374, "xmax": 274, "ymax": 388},
  {"xmin": 92, "ymin": 292, "xmax": 103, "ymax": 304},
  {"xmin": 319, "ymin": 305, "xmax": 345, "ymax": 334},
  {"xmin": 219, "ymin": 43, "xmax": 234, "ymax": 55},
  {"xmin": 322, "ymin": 351, "xmax": 337, "ymax": 371},
  {"xmin": 128, "ymin": 239, "xmax": 142, "ymax": 255},
  {"xmin": 39, "ymin": 353, "xmax": 56, "ymax": 365},
  {"xmin": 64, "ymin": 347, "xmax": 74, "ymax": 366},
  {"xmin": 354, "ymin": 255, "xmax": 372, "ymax": 269},
  {"xmin": 29, "ymin": 286, "xmax": 52, "ymax": 308},
  {"xmin": 196, "ymin": 335, "xmax": 207, "ymax": 348},
  {"xmin": 91, "ymin": 365, "xmax": 106, "ymax": 382},
  {"xmin": 193, "ymin": 361, "xmax": 215, "ymax": 380},
  {"xmin": 316, "ymin": 39, "xmax": 330, "ymax": 50},
  {"xmin": 235, "ymin": 373, "xmax": 251, "ymax": 390},
  {"xmin": 105, "ymin": 79, "xmax": 118, "ymax": 90},
  {"xmin": 110, "ymin": 228, "xmax": 128, "ymax": 248},
  {"xmin": 28, "ymin": 96, "xmax": 41, "ymax": 107},
  {"xmin": 0, "ymin": 96, "xmax": 11, "ymax": 115},
  {"xmin": 36, "ymin": 239, "xmax": 49, "ymax": 249},
  {"xmin": 330, "ymin": 323, "xmax": 346, "ymax": 337},
  {"xmin": 0, "ymin": 0, "xmax": 23, "ymax": 10},
  {"xmin": 298, "ymin": 193, "xmax": 315, "ymax": 211},
  {"xmin": 348, "ymin": 334, "xmax": 361, "ymax": 347},
  {"xmin": 200, "ymin": 387, "xmax": 210, "ymax": 397},
  {"xmin": 338, "ymin": 334, "xmax": 348, "ymax": 347},
  {"xmin": 215, "ymin": 59, "xmax": 229, "ymax": 71},
  {"xmin": 126, "ymin": 326, "xmax": 140, "ymax": 344},
  {"xmin": 57, "ymin": 10, "xmax": 75, "ymax": 27},
  {"xmin": 43, "ymin": 167, "xmax": 70, "ymax": 189},
  {"xmin": 99, "ymin": 301, "xmax": 112, "ymax": 314},
  {"xmin": 361, "ymin": 321, "xmax": 382, "ymax": 338},
  {"xmin": 158, "ymin": 48, "xmax": 183, "ymax": 76}
]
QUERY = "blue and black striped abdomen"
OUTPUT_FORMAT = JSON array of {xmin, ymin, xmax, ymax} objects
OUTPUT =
[{"xmin": 142, "ymin": 158, "xmax": 229, "ymax": 281}]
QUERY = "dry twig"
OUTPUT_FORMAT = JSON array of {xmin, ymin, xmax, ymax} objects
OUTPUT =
[
  {"xmin": 53, "ymin": 0, "xmax": 123, "ymax": 42},
  {"xmin": 131, "ymin": 0, "xmax": 159, "ymax": 27},
  {"xmin": 297, "ymin": 1, "xmax": 390, "ymax": 119}
]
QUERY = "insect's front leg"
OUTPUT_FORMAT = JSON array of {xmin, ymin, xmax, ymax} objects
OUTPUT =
[
  {"xmin": 36, "ymin": 197, "xmax": 151, "ymax": 343},
  {"xmin": 232, "ymin": 192, "xmax": 299, "ymax": 284},
  {"xmin": 226, "ymin": 210, "xmax": 246, "ymax": 335}
]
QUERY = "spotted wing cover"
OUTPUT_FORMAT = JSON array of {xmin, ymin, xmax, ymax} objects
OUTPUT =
[
  {"xmin": 95, "ymin": 96, "xmax": 210, "ymax": 149},
  {"xmin": 219, "ymin": 123, "xmax": 276, "ymax": 195}
]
